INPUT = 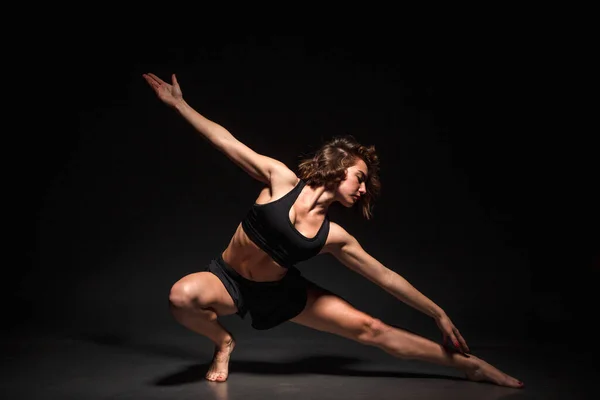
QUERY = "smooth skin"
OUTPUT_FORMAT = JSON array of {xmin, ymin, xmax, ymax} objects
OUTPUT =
[{"xmin": 145, "ymin": 73, "xmax": 524, "ymax": 388}]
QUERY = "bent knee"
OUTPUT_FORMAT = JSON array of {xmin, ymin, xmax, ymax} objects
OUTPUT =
[
  {"xmin": 356, "ymin": 317, "xmax": 389, "ymax": 344},
  {"xmin": 169, "ymin": 279, "xmax": 213, "ymax": 310}
]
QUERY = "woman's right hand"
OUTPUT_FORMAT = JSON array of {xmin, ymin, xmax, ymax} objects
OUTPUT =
[{"xmin": 142, "ymin": 73, "xmax": 184, "ymax": 108}]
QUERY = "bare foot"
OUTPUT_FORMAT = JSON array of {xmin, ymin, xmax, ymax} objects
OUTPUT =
[
  {"xmin": 464, "ymin": 355, "xmax": 524, "ymax": 388},
  {"xmin": 206, "ymin": 337, "xmax": 235, "ymax": 382}
]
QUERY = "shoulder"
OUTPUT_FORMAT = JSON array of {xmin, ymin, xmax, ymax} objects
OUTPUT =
[
  {"xmin": 254, "ymin": 163, "xmax": 300, "ymax": 204},
  {"xmin": 269, "ymin": 163, "xmax": 299, "ymax": 187}
]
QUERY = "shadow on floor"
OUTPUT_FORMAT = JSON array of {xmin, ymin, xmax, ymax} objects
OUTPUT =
[
  {"xmin": 76, "ymin": 331, "xmax": 470, "ymax": 386},
  {"xmin": 151, "ymin": 355, "xmax": 467, "ymax": 386}
]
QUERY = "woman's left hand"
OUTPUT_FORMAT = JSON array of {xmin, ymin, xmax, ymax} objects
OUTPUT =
[{"xmin": 436, "ymin": 314, "xmax": 470, "ymax": 356}]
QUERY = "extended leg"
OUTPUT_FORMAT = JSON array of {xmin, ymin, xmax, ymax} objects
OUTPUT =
[{"xmin": 290, "ymin": 284, "xmax": 524, "ymax": 388}]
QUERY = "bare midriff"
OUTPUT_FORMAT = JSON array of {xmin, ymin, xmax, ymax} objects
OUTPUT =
[{"xmin": 221, "ymin": 223, "xmax": 289, "ymax": 282}]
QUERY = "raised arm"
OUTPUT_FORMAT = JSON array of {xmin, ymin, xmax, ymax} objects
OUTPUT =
[
  {"xmin": 143, "ymin": 73, "xmax": 287, "ymax": 184},
  {"xmin": 325, "ymin": 222, "xmax": 470, "ymax": 354}
]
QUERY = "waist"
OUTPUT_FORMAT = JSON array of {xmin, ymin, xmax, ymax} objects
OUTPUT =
[{"xmin": 219, "ymin": 250, "xmax": 288, "ymax": 285}]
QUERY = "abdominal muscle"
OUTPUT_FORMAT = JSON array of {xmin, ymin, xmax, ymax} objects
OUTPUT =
[{"xmin": 221, "ymin": 222, "xmax": 289, "ymax": 282}]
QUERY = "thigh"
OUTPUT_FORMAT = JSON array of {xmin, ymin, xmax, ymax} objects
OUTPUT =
[
  {"xmin": 170, "ymin": 271, "xmax": 238, "ymax": 316},
  {"xmin": 289, "ymin": 282, "xmax": 376, "ymax": 340}
]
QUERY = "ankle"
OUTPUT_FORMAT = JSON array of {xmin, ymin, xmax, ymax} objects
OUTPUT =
[
  {"xmin": 218, "ymin": 335, "xmax": 235, "ymax": 348},
  {"xmin": 459, "ymin": 355, "xmax": 479, "ymax": 373}
]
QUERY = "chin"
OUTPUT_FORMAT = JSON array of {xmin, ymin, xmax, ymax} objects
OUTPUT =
[
  {"xmin": 343, "ymin": 199, "xmax": 357, "ymax": 208},
  {"xmin": 338, "ymin": 199, "xmax": 352, "ymax": 208}
]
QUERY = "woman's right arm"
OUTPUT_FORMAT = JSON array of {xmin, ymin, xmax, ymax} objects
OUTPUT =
[
  {"xmin": 143, "ymin": 73, "xmax": 287, "ymax": 184},
  {"xmin": 175, "ymin": 99, "xmax": 288, "ymax": 184}
]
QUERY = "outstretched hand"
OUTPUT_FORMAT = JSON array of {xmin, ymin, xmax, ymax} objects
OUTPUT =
[
  {"xmin": 436, "ymin": 314, "xmax": 470, "ymax": 356},
  {"xmin": 142, "ymin": 73, "xmax": 183, "ymax": 108}
]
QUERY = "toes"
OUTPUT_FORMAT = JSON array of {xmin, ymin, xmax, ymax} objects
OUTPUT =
[
  {"xmin": 501, "ymin": 376, "xmax": 523, "ymax": 388},
  {"xmin": 206, "ymin": 371, "xmax": 218, "ymax": 381},
  {"xmin": 514, "ymin": 379, "xmax": 524, "ymax": 388},
  {"xmin": 205, "ymin": 371, "xmax": 228, "ymax": 382}
]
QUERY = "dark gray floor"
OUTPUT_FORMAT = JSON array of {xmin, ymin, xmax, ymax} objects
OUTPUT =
[{"xmin": 1, "ymin": 320, "xmax": 595, "ymax": 400}]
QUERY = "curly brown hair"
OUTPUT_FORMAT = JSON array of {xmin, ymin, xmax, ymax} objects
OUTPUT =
[{"xmin": 296, "ymin": 135, "xmax": 381, "ymax": 220}]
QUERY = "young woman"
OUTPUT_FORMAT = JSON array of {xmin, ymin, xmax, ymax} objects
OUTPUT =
[{"xmin": 142, "ymin": 72, "xmax": 524, "ymax": 388}]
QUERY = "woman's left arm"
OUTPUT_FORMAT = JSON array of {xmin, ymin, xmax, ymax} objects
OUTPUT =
[
  {"xmin": 326, "ymin": 222, "xmax": 470, "ymax": 353},
  {"xmin": 330, "ymin": 232, "xmax": 445, "ymax": 319}
]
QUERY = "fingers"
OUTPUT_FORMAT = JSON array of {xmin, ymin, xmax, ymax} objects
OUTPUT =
[
  {"xmin": 452, "ymin": 327, "xmax": 470, "ymax": 352},
  {"xmin": 455, "ymin": 330, "xmax": 470, "ymax": 353},
  {"xmin": 143, "ymin": 73, "xmax": 170, "ymax": 92},
  {"xmin": 172, "ymin": 73, "xmax": 179, "ymax": 86},
  {"xmin": 146, "ymin": 73, "xmax": 166, "ymax": 85},
  {"xmin": 449, "ymin": 326, "xmax": 470, "ymax": 356},
  {"xmin": 443, "ymin": 332, "xmax": 469, "ymax": 357},
  {"xmin": 142, "ymin": 74, "xmax": 160, "ymax": 90}
]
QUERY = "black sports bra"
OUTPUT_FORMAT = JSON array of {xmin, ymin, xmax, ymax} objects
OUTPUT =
[{"xmin": 241, "ymin": 179, "xmax": 330, "ymax": 268}]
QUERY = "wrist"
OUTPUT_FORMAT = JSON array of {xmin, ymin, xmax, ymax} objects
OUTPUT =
[
  {"xmin": 173, "ymin": 98, "xmax": 189, "ymax": 113},
  {"xmin": 431, "ymin": 307, "xmax": 446, "ymax": 320}
]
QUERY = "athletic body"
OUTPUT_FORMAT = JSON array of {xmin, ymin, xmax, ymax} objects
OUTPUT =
[{"xmin": 143, "ymin": 72, "xmax": 524, "ymax": 388}]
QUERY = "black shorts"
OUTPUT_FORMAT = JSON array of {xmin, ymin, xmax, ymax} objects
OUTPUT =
[{"xmin": 203, "ymin": 253, "xmax": 310, "ymax": 330}]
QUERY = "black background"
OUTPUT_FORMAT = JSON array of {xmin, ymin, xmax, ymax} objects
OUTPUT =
[{"xmin": 12, "ymin": 25, "xmax": 597, "ymax": 347}]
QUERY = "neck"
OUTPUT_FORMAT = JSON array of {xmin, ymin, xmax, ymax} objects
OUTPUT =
[{"xmin": 298, "ymin": 184, "xmax": 335, "ymax": 215}]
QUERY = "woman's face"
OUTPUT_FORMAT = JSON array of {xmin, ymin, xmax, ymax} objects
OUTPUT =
[{"xmin": 337, "ymin": 158, "xmax": 368, "ymax": 207}]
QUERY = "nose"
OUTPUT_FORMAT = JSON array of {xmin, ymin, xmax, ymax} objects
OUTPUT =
[{"xmin": 359, "ymin": 183, "xmax": 367, "ymax": 194}]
